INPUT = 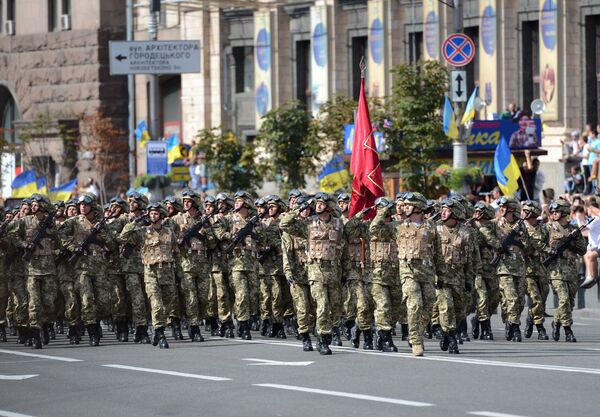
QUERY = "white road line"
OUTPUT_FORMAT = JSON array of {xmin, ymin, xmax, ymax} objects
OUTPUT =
[
  {"xmin": 0, "ymin": 410, "xmax": 39, "ymax": 417},
  {"xmin": 102, "ymin": 364, "xmax": 231, "ymax": 381},
  {"xmin": 469, "ymin": 411, "xmax": 533, "ymax": 417},
  {"xmin": 243, "ymin": 358, "xmax": 313, "ymax": 366},
  {"xmin": 254, "ymin": 383, "xmax": 434, "ymax": 407},
  {"xmin": 0, "ymin": 349, "xmax": 83, "ymax": 363},
  {"xmin": 0, "ymin": 375, "xmax": 38, "ymax": 380}
]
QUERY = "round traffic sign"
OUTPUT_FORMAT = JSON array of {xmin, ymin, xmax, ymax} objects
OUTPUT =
[{"xmin": 441, "ymin": 33, "xmax": 475, "ymax": 67}]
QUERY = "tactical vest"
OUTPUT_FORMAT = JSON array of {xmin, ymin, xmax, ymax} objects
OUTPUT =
[
  {"xmin": 548, "ymin": 221, "xmax": 577, "ymax": 261},
  {"xmin": 230, "ymin": 214, "xmax": 258, "ymax": 253},
  {"xmin": 347, "ymin": 236, "xmax": 364, "ymax": 262},
  {"xmin": 307, "ymin": 217, "xmax": 343, "ymax": 261},
  {"xmin": 24, "ymin": 216, "xmax": 54, "ymax": 256},
  {"xmin": 495, "ymin": 217, "xmax": 526, "ymax": 261},
  {"xmin": 175, "ymin": 212, "xmax": 207, "ymax": 253},
  {"xmin": 141, "ymin": 226, "xmax": 175, "ymax": 265},
  {"xmin": 436, "ymin": 223, "xmax": 468, "ymax": 267},
  {"xmin": 396, "ymin": 220, "xmax": 435, "ymax": 261},
  {"xmin": 370, "ymin": 240, "xmax": 398, "ymax": 262},
  {"xmin": 73, "ymin": 215, "xmax": 104, "ymax": 254},
  {"xmin": 293, "ymin": 235, "xmax": 308, "ymax": 264}
]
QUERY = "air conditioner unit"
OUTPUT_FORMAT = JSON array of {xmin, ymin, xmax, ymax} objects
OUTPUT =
[
  {"xmin": 5, "ymin": 20, "xmax": 15, "ymax": 36},
  {"xmin": 60, "ymin": 14, "xmax": 71, "ymax": 31}
]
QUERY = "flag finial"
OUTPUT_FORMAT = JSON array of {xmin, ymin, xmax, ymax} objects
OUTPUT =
[{"xmin": 359, "ymin": 56, "xmax": 366, "ymax": 79}]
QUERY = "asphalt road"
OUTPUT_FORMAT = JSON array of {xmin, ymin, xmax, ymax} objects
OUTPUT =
[{"xmin": 1, "ymin": 312, "xmax": 599, "ymax": 417}]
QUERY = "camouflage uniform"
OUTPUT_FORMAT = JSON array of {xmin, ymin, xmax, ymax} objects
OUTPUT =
[
  {"xmin": 0, "ymin": 244, "xmax": 7, "ymax": 341},
  {"xmin": 106, "ymin": 213, "xmax": 128, "ymax": 338},
  {"xmin": 210, "ymin": 212, "xmax": 234, "ymax": 332}
]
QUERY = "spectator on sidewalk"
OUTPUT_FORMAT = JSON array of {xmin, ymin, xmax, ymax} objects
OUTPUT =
[{"xmin": 564, "ymin": 166, "xmax": 584, "ymax": 195}]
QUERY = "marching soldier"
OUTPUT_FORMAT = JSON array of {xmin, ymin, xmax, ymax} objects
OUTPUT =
[{"xmin": 256, "ymin": 197, "xmax": 272, "ymax": 334}]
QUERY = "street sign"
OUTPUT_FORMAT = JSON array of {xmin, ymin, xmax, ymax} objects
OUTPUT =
[
  {"xmin": 171, "ymin": 159, "xmax": 191, "ymax": 183},
  {"xmin": 441, "ymin": 34, "xmax": 475, "ymax": 67},
  {"xmin": 451, "ymin": 70, "xmax": 467, "ymax": 102},
  {"xmin": 146, "ymin": 141, "xmax": 168, "ymax": 176},
  {"xmin": 109, "ymin": 40, "xmax": 201, "ymax": 75}
]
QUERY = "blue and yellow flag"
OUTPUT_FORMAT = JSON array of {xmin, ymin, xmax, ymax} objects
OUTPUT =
[
  {"xmin": 11, "ymin": 170, "xmax": 38, "ymax": 198},
  {"xmin": 135, "ymin": 120, "xmax": 150, "ymax": 148},
  {"xmin": 49, "ymin": 179, "xmax": 77, "ymax": 202},
  {"xmin": 443, "ymin": 96, "xmax": 459, "ymax": 140},
  {"xmin": 318, "ymin": 155, "xmax": 349, "ymax": 193},
  {"xmin": 461, "ymin": 86, "xmax": 479, "ymax": 125},
  {"xmin": 36, "ymin": 176, "xmax": 47, "ymax": 195},
  {"xmin": 494, "ymin": 135, "xmax": 521, "ymax": 196},
  {"xmin": 166, "ymin": 133, "xmax": 183, "ymax": 164}
]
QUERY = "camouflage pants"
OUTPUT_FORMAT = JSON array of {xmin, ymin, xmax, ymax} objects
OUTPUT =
[
  {"xmin": 371, "ymin": 281, "xmax": 402, "ymax": 331},
  {"xmin": 206, "ymin": 272, "xmax": 218, "ymax": 318},
  {"xmin": 309, "ymin": 279, "xmax": 342, "ymax": 335},
  {"xmin": 213, "ymin": 270, "xmax": 234, "ymax": 322},
  {"xmin": 436, "ymin": 284, "xmax": 464, "ymax": 333},
  {"xmin": 526, "ymin": 274, "xmax": 549, "ymax": 325},
  {"xmin": 269, "ymin": 274, "xmax": 293, "ymax": 324},
  {"xmin": 290, "ymin": 281, "xmax": 315, "ymax": 334},
  {"xmin": 330, "ymin": 279, "xmax": 344, "ymax": 326},
  {"xmin": 27, "ymin": 275, "xmax": 57, "ymax": 329},
  {"xmin": 402, "ymin": 277, "xmax": 436, "ymax": 348},
  {"xmin": 144, "ymin": 264, "xmax": 178, "ymax": 329},
  {"xmin": 181, "ymin": 270, "xmax": 209, "ymax": 326},
  {"xmin": 231, "ymin": 270, "xmax": 255, "ymax": 322},
  {"xmin": 344, "ymin": 280, "xmax": 372, "ymax": 330},
  {"xmin": 79, "ymin": 271, "xmax": 112, "ymax": 325},
  {"xmin": 112, "ymin": 273, "xmax": 128, "ymax": 321},
  {"xmin": 124, "ymin": 273, "xmax": 148, "ymax": 327},
  {"xmin": 475, "ymin": 273, "xmax": 500, "ymax": 321},
  {"xmin": 498, "ymin": 274, "xmax": 525, "ymax": 326},
  {"xmin": 8, "ymin": 274, "xmax": 29, "ymax": 326},
  {"xmin": 249, "ymin": 272, "xmax": 260, "ymax": 317},
  {"xmin": 551, "ymin": 279, "xmax": 577, "ymax": 327},
  {"xmin": 258, "ymin": 274, "xmax": 272, "ymax": 321},
  {"xmin": 59, "ymin": 280, "xmax": 79, "ymax": 327},
  {"xmin": 0, "ymin": 268, "xmax": 7, "ymax": 325}
]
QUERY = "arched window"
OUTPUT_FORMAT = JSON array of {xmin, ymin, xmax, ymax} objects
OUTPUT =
[{"xmin": 0, "ymin": 87, "xmax": 21, "ymax": 144}]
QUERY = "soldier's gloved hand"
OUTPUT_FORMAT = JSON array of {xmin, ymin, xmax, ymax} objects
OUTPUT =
[
  {"xmin": 434, "ymin": 278, "xmax": 443, "ymax": 290},
  {"xmin": 360, "ymin": 206, "xmax": 373, "ymax": 216},
  {"xmin": 464, "ymin": 281, "xmax": 472, "ymax": 292},
  {"xmin": 286, "ymin": 276, "xmax": 295, "ymax": 286}
]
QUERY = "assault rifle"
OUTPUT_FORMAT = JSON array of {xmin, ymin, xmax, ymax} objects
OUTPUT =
[
  {"xmin": 120, "ymin": 214, "xmax": 150, "ymax": 259},
  {"xmin": 542, "ymin": 219, "xmax": 593, "ymax": 268},
  {"xmin": 68, "ymin": 215, "xmax": 113, "ymax": 265},
  {"xmin": 23, "ymin": 211, "xmax": 57, "ymax": 262},
  {"xmin": 0, "ymin": 216, "xmax": 13, "ymax": 236},
  {"xmin": 178, "ymin": 213, "xmax": 214, "ymax": 248},
  {"xmin": 224, "ymin": 215, "xmax": 259, "ymax": 254},
  {"xmin": 490, "ymin": 219, "xmax": 525, "ymax": 267}
]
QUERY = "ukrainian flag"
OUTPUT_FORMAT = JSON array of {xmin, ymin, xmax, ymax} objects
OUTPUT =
[
  {"xmin": 49, "ymin": 179, "xmax": 77, "ymax": 202},
  {"xmin": 166, "ymin": 133, "xmax": 183, "ymax": 164},
  {"xmin": 36, "ymin": 176, "xmax": 47, "ymax": 195},
  {"xmin": 318, "ymin": 155, "xmax": 349, "ymax": 193},
  {"xmin": 135, "ymin": 120, "xmax": 150, "ymax": 147},
  {"xmin": 443, "ymin": 96, "xmax": 459, "ymax": 140},
  {"xmin": 11, "ymin": 170, "xmax": 38, "ymax": 198},
  {"xmin": 494, "ymin": 135, "xmax": 521, "ymax": 196},
  {"xmin": 461, "ymin": 87, "xmax": 479, "ymax": 125}
]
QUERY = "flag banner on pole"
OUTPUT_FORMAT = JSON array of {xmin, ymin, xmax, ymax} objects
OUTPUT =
[
  {"xmin": 49, "ymin": 179, "xmax": 77, "ymax": 202},
  {"xmin": 318, "ymin": 155, "xmax": 349, "ymax": 193},
  {"xmin": 11, "ymin": 170, "xmax": 38, "ymax": 198},
  {"xmin": 494, "ymin": 135, "xmax": 521, "ymax": 196}
]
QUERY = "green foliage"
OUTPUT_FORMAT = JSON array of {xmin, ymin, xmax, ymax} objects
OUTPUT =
[
  {"xmin": 134, "ymin": 174, "xmax": 171, "ymax": 189},
  {"xmin": 310, "ymin": 95, "xmax": 357, "ymax": 154},
  {"xmin": 194, "ymin": 128, "xmax": 261, "ymax": 193},
  {"xmin": 256, "ymin": 101, "xmax": 321, "ymax": 193},
  {"xmin": 433, "ymin": 164, "xmax": 484, "ymax": 192},
  {"xmin": 385, "ymin": 61, "xmax": 450, "ymax": 195}
]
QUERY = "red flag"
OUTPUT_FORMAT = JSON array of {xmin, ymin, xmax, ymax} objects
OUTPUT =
[{"xmin": 348, "ymin": 76, "xmax": 384, "ymax": 219}]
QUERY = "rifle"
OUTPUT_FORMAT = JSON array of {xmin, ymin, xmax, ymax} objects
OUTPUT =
[
  {"xmin": 68, "ymin": 215, "xmax": 113, "ymax": 265},
  {"xmin": 23, "ymin": 211, "xmax": 57, "ymax": 262},
  {"xmin": 54, "ymin": 249, "xmax": 70, "ymax": 266},
  {"xmin": 429, "ymin": 212, "xmax": 440, "ymax": 222},
  {"xmin": 224, "ymin": 215, "xmax": 260, "ymax": 254},
  {"xmin": 178, "ymin": 213, "xmax": 214, "ymax": 248},
  {"xmin": 542, "ymin": 219, "xmax": 593, "ymax": 268},
  {"xmin": 490, "ymin": 219, "xmax": 525, "ymax": 267},
  {"xmin": 120, "ymin": 214, "xmax": 151, "ymax": 259}
]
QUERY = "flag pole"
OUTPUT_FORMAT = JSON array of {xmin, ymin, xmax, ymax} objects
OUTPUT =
[{"xmin": 519, "ymin": 175, "xmax": 531, "ymax": 201}]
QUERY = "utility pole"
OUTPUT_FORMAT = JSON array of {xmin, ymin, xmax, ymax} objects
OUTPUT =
[
  {"xmin": 127, "ymin": 0, "xmax": 136, "ymax": 186},
  {"xmin": 148, "ymin": 0, "xmax": 161, "ymax": 140},
  {"xmin": 451, "ymin": 0, "xmax": 468, "ymax": 170}
]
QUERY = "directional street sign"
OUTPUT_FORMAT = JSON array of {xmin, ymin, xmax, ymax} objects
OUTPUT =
[
  {"xmin": 146, "ymin": 141, "xmax": 168, "ymax": 176},
  {"xmin": 109, "ymin": 40, "xmax": 201, "ymax": 75},
  {"xmin": 441, "ymin": 33, "xmax": 475, "ymax": 67},
  {"xmin": 451, "ymin": 70, "xmax": 467, "ymax": 102}
]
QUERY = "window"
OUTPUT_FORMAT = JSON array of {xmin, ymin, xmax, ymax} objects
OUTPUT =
[
  {"xmin": 2, "ymin": 96, "xmax": 21, "ymax": 144},
  {"xmin": 585, "ymin": 15, "xmax": 600, "ymax": 128},
  {"xmin": 351, "ymin": 36, "xmax": 368, "ymax": 100},
  {"xmin": 233, "ymin": 46, "xmax": 254, "ymax": 94},
  {"xmin": 464, "ymin": 26, "xmax": 479, "ymax": 96},
  {"xmin": 48, "ymin": 0, "xmax": 59, "ymax": 32},
  {"xmin": 295, "ymin": 40, "xmax": 310, "ymax": 109},
  {"xmin": 522, "ymin": 20, "xmax": 540, "ymax": 111},
  {"xmin": 62, "ymin": 0, "xmax": 70, "ymax": 15},
  {"xmin": 7, "ymin": 0, "xmax": 13, "ymax": 20},
  {"xmin": 408, "ymin": 32, "xmax": 423, "ymax": 64}
]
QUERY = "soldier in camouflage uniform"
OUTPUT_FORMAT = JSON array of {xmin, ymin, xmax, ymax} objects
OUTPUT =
[
  {"xmin": 255, "ymin": 197, "xmax": 273, "ymax": 335},
  {"xmin": 472, "ymin": 201, "xmax": 501, "ymax": 341},
  {"xmin": 214, "ymin": 191, "xmax": 264, "ymax": 340},
  {"xmin": 60, "ymin": 193, "xmax": 116, "ymax": 346},
  {"xmin": 545, "ymin": 198, "xmax": 587, "ymax": 342},
  {"xmin": 0, "ymin": 207, "xmax": 14, "ymax": 342},
  {"xmin": 288, "ymin": 189, "xmax": 303, "ymax": 210},
  {"xmin": 10, "ymin": 194, "xmax": 59, "ymax": 349},
  {"xmin": 392, "ymin": 193, "xmax": 409, "ymax": 340},
  {"xmin": 172, "ymin": 189, "xmax": 215, "ymax": 342},
  {"xmin": 282, "ymin": 195, "xmax": 316, "ymax": 351},
  {"xmin": 199, "ymin": 196, "xmax": 220, "ymax": 336},
  {"xmin": 521, "ymin": 200, "xmax": 550, "ymax": 340},
  {"xmin": 371, "ymin": 192, "xmax": 446, "ymax": 356}
]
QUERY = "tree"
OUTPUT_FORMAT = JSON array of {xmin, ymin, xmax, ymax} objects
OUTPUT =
[
  {"xmin": 80, "ymin": 113, "xmax": 128, "ymax": 204},
  {"xmin": 384, "ymin": 60, "xmax": 450, "ymax": 195},
  {"xmin": 256, "ymin": 101, "xmax": 320, "ymax": 193},
  {"xmin": 194, "ymin": 128, "xmax": 261, "ymax": 193},
  {"xmin": 310, "ymin": 95, "xmax": 357, "ymax": 154}
]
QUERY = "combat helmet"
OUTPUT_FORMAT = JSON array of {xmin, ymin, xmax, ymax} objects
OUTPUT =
[
  {"xmin": 233, "ymin": 191, "xmax": 255, "ymax": 211},
  {"xmin": 128, "ymin": 192, "xmax": 149, "ymax": 210},
  {"xmin": 548, "ymin": 198, "xmax": 570, "ymax": 216},
  {"xmin": 474, "ymin": 201, "xmax": 495, "ymax": 220},
  {"xmin": 30, "ymin": 193, "xmax": 53, "ymax": 213},
  {"xmin": 441, "ymin": 197, "xmax": 466, "ymax": 220},
  {"xmin": 403, "ymin": 191, "xmax": 428, "ymax": 211},
  {"xmin": 181, "ymin": 189, "xmax": 202, "ymax": 210},
  {"xmin": 521, "ymin": 199, "xmax": 541, "ymax": 217}
]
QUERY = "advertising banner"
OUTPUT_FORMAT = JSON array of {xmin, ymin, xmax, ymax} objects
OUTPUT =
[
  {"xmin": 254, "ymin": 10, "xmax": 272, "ymax": 128},
  {"xmin": 310, "ymin": 6, "xmax": 329, "ymax": 116},
  {"xmin": 423, "ymin": 0, "xmax": 440, "ymax": 61},
  {"xmin": 539, "ymin": 0, "xmax": 558, "ymax": 121},
  {"xmin": 479, "ymin": 0, "xmax": 499, "ymax": 117},
  {"xmin": 466, "ymin": 118, "xmax": 542, "ymax": 151},
  {"xmin": 367, "ymin": 0, "xmax": 386, "ymax": 98}
]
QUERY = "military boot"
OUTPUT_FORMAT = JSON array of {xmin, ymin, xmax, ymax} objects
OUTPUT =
[
  {"xmin": 318, "ymin": 334, "xmax": 332, "ymax": 355},
  {"xmin": 524, "ymin": 314, "xmax": 534, "ymax": 339},
  {"xmin": 471, "ymin": 316, "xmax": 480, "ymax": 340},
  {"xmin": 375, "ymin": 330, "xmax": 384, "ymax": 350},
  {"xmin": 172, "ymin": 319, "xmax": 184, "ymax": 340},
  {"xmin": 411, "ymin": 344, "xmax": 424, "ymax": 357},
  {"xmin": 210, "ymin": 317, "xmax": 220, "ymax": 336},
  {"xmin": 190, "ymin": 325, "xmax": 205, "ymax": 342},
  {"xmin": 157, "ymin": 327, "xmax": 169, "ymax": 349},
  {"xmin": 564, "ymin": 326, "xmax": 577, "ymax": 343},
  {"xmin": 41, "ymin": 324, "xmax": 50, "ymax": 345},
  {"xmin": 380, "ymin": 330, "xmax": 397, "ymax": 352},
  {"xmin": 331, "ymin": 326, "xmax": 342, "ymax": 346},
  {"xmin": 343, "ymin": 319, "xmax": 355, "ymax": 341},
  {"xmin": 440, "ymin": 331, "xmax": 449, "ymax": 352},
  {"xmin": 55, "ymin": 320, "xmax": 64, "ymax": 335},
  {"xmin": 250, "ymin": 315, "xmax": 260, "ymax": 332},
  {"xmin": 48, "ymin": 322, "xmax": 56, "ymax": 340},
  {"xmin": 260, "ymin": 319, "xmax": 270, "ymax": 336},
  {"xmin": 301, "ymin": 332, "xmax": 313, "ymax": 352},
  {"xmin": 240, "ymin": 321, "xmax": 252, "ymax": 340},
  {"xmin": 401, "ymin": 323, "xmax": 409, "ymax": 341},
  {"xmin": 363, "ymin": 329, "xmax": 374, "ymax": 350},
  {"xmin": 116, "ymin": 321, "xmax": 127, "ymax": 342},
  {"xmin": 286, "ymin": 315, "xmax": 299, "ymax": 338},
  {"xmin": 350, "ymin": 325, "xmax": 361, "ymax": 349},
  {"xmin": 431, "ymin": 324, "xmax": 444, "ymax": 340},
  {"xmin": 276, "ymin": 323, "xmax": 287, "ymax": 339},
  {"xmin": 551, "ymin": 321, "xmax": 560, "ymax": 341},
  {"xmin": 511, "ymin": 324, "xmax": 522, "ymax": 342},
  {"xmin": 136, "ymin": 325, "xmax": 151, "ymax": 344},
  {"xmin": 87, "ymin": 324, "xmax": 99, "ymax": 347},
  {"xmin": 68, "ymin": 326, "xmax": 80, "ymax": 345},
  {"xmin": 31, "ymin": 328, "xmax": 42, "ymax": 350},
  {"xmin": 225, "ymin": 321, "xmax": 235, "ymax": 338},
  {"xmin": 459, "ymin": 319, "xmax": 470, "ymax": 342},
  {"xmin": 448, "ymin": 330, "xmax": 459, "ymax": 354},
  {"xmin": 505, "ymin": 322, "xmax": 513, "ymax": 341},
  {"xmin": 536, "ymin": 324, "xmax": 549, "ymax": 340},
  {"xmin": 25, "ymin": 327, "xmax": 33, "ymax": 346},
  {"xmin": 482, "ymin": 319, "xmax": 494, "ymax": 340},
  {"xmin": 423, "ymin": 323, "xmax": 432, "ymax": 339},
  {"xmin": 0, "ymin": 324, "xmax": 6, "ymax": 342}
]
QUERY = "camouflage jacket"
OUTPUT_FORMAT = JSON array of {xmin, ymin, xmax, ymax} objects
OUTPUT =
[
  {"xmin": 214, "ymin": 212, "xmax": 265, "ymax": 272},
  {"xmin": 523, "ymin": 220, "xmax": 549, "ymax": 278},
  {"xmin": 172, "ymin": 211, "xmax": 216, "ymax": 273},
  {"xmin": 10, "ymin": 214, "xmax": 60, "ymax": 276},
  {"xmin": 261, "ymin": 216, "xmax": 284, "ymax": 276},
  {"xmin": 490, "ymin": 217, "xmax": 530, "ymax": 276},
  {"xmin": 544, "ymin": 220, "xmax": 587, "ymax": 281},
  {"xmin": 436, "ymin": 223, "xmax": 473, "ymax": 286}
]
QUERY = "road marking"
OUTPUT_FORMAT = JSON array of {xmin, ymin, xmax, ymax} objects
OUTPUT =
[
  {"xmin": 254, "ymin": 383, "xmax": 434, "ymax": 407},
  {"xmin": 469, "ymin": 412, "xmax": 533, "ymax": 417},
  {"xmin": 0, "ymin": 375, "xmax": 38, "ymax": 380},
  {"xmin": 0, "ymin": 349, "xmax": 83, "ymax": 363},
  {"xmin": 102, "ymin": 364, "xmax": 231, "ymax": 381},
  {"xmin": 0, "ymin": 410, "xmax": 39, "ymax": 417},
  {"xmin": 243, "ymin": 358, "xmax": 313, "ymax": 366}
]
